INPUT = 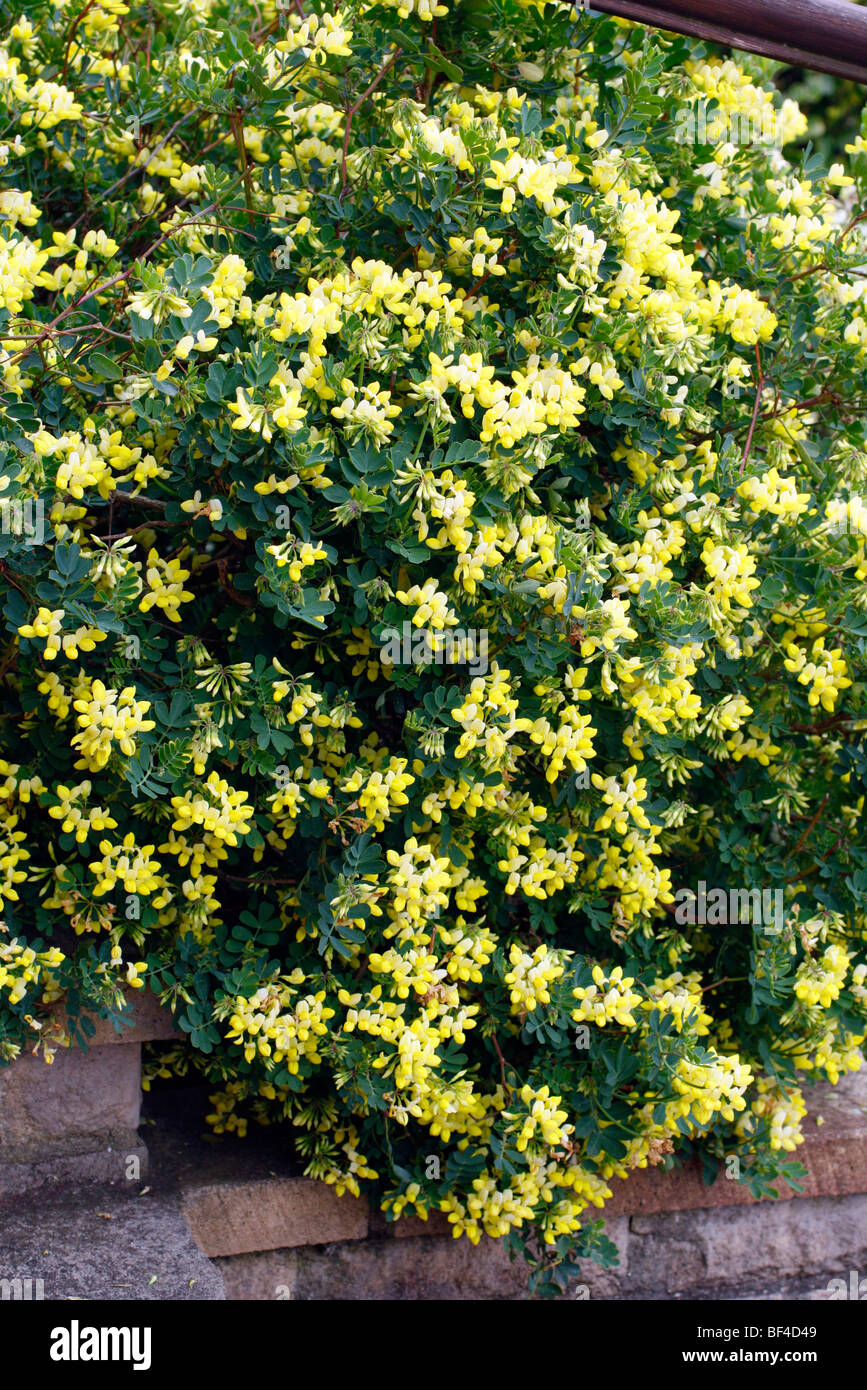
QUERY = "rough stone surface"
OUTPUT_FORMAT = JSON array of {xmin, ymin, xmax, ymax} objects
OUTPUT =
[
  {"xmin": 0, "ymin": 1185, "xmax": 225, "ymax": 1300},
  {"xmin": 214, "ymin": 1220, "xmax": 630, "ymax": 1300},
  {"xmin": 211, "ymin": 1201, "xmax": 867, "ymax": 1300},
  {"xmin": 294, "ymin": 1234, "xmax": 532, "ymax": 1301},
  {"xmin": 0, "ymin": 1043, "xmax": 142, "ymax": 1163},
  {"xmin": 701, "ymin": 1192, "xmax": 867, "ymax": 1284},
  {"xmin": 214, "ymin": 1250, "xmax": 299, "ymax": 1300},
  {"xmin": 597, "ymin": 1266, "xmax": 864, "ymax": 1301},
  {"xmin": 624, "ymin": 1192, "xmax": 867, "ymax": 1295},
  {"xmin": 40, "ymin": 988, "xmax": 181, "ymax": 1048},
  {"xmin": 150, "ymin": 1069, "xmax": 867, "ymax": 1261},
  {"xmin": 182, "ymin": 1177, "xmax": 369, "ymax": 1257},
  {"xmin": 57, "ymin": 989, "xmax": 182, "ymax": 1047},
  {"xmin": 0, "ymin": 1139, "xmax": 148, "ymax": 1197},
  {"xmin": 368, "ymin": 1207, "xmax": 452, "ymax": 1240}
]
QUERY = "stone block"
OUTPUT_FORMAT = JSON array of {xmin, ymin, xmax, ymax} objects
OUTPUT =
[
  {"xmin": 625, "ymin": 1235, "xmax": 707, "ymax": 1295},
  {"xmin": 0, "ymin": 1186, "xmax": 225, "ymax": 1300},
  {"xmin": 215, "ymin": 1250, "xmax": 298, "ymax": 1300},
  {"xmin": 368, "ymin": 1206, "xmax": 452, "ymax": 1239},
  {"xmin": 0, "ymin": 1139, "xmax": 148, "ymax": 1197},
  {"xmin": 0, "ymin": 1042, "xmax": 142, "ymax": 1163},
  {"xmin": 293, "ymin": 1234, "xmax": 534, "ymax": 1301},
  {"xmin": 215, "ymin": 1230, "xmax": 627, "ymax": 1301},
  {"xmin": 182, "ymin": 1176, "xmax": 369, "ymax": 1257},
  {"xmin": 624, "ymin": 1192, "xmax": 867, "ymax": 1294},
  {"xmin": 702, "ymin": 1193, "xmax": 867, "ymax": 1285},
  {"xmin": 49, "ymin": 988, "xmax": 181, "ymax": 1046}
]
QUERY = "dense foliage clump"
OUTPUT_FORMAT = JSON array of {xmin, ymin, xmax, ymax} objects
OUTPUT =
[{"xmin": 1, "ymin": 0, "xmax": 867, "ymax": 1292}]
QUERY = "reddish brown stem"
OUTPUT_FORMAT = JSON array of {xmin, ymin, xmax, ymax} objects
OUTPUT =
[
  {"xmin": 490, "ymin": 1032, "xmax": 511, "ymax": 1094},
  {"xmin": 790, "ymin": 713, "xmax": 851, "ymax": 733},
  {"xmin": 784, "ymin": 794, "xmax": 830, "ymax": 862},
  {"xmin": 60, "ymin": 0, "xmax": 98, "ymax": 81},
  {"xmin": 340, "ymin": 48, "xmax": 402, "ymax": 198},
  {"xmin": 230, "ymin": 111, "xmax": 256, "ymax": 225},
  {"xmin": 739, "ymin": 343, "xmax": 764, "ymax": 473}
]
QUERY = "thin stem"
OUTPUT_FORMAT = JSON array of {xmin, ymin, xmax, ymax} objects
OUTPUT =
[
  {"xmin": 109, "ymin": 491, "xmax": 169, "ymax": 512},
  {"xmin": 784, "ymin": 794, "xmax": 829, "ymax": 863},
  {"xmin": 739, "ymin": 343, "xmax": 764, "ymax": 473},
  {"xmin": 71, "ymin": 113, "xmax": 195, "ymax": 229},
  {"xmin": 490, "ymin": 1031, "xmax": 511, "ymax": 1094},
  {"xmin": 60, "ymin": 0, "xmax": 98, "ymax": 80},
  {"xmin": 230, "ymin": 110, "xmax": 256, "ymax": 225},
  {"xmin": 340, "ymin": 48, "xmax": 402, "ymax": 198},
  {"xmin": 10, "ymin": 206, "xmax": 218, "ymax": 365}
]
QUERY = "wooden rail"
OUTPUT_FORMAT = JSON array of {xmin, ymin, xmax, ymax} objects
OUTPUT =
[{"xmin": 588, "ymin": 0, "xmax": 867, "ymax": 84}]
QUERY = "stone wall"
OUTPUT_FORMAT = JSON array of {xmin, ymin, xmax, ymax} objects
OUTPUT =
[
  {"xmin": 1, "ymin": 995, "xmax": 866, "ymax": 1299},
  {"xmin": 178, "ymin": 1071, "xmax": 867, "ymax": 1300},
  {"xmin": 0, "ymin": 990, "xmax": 176, "ymax": 1194}
]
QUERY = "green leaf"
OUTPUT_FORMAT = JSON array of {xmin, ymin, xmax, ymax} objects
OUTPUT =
[{"xmin": 88, "ymin": 352, "xmax": 123, "ymax": 382}]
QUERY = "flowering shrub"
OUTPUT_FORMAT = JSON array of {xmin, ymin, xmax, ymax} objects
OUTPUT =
[{"xmin": 1, "ymin": 0, "xmax": 867, "ymax": 1294}]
